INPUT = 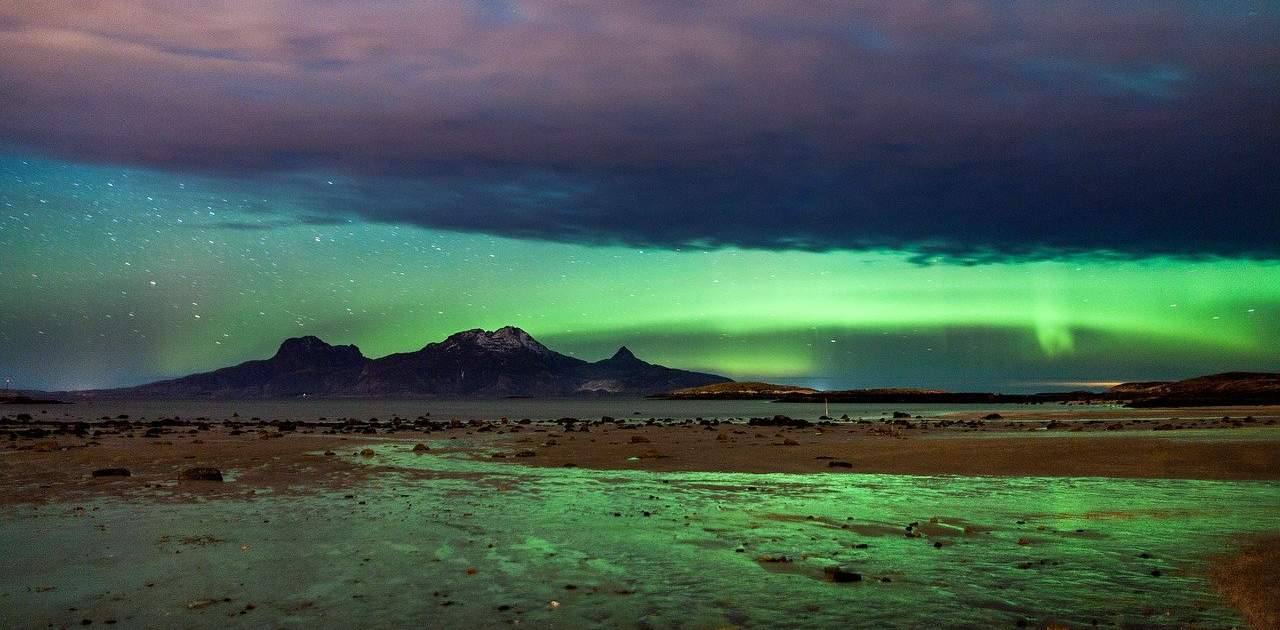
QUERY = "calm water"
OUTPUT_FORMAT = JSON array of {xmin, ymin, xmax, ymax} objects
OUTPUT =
[
  {"xmin": 1, "ymin": 441, "xmax": 1276, "ymax": 629},
  {"xmin": 17, "ymin": 398, "xmax": 1131, "ymax": 424}
]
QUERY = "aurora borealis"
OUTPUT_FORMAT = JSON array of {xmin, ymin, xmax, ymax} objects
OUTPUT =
[{"xmin": 1, "ymin": 2, "xmax": 1277, "ymax": 392}]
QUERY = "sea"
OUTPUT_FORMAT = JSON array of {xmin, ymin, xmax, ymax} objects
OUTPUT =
[{"xmin": 14, "ymin": 398, "xmax": 1134, "ymax": 424}]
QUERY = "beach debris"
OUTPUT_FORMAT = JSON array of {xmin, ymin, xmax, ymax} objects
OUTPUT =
[
  {"xmin": 824, "ymin": 565, "xmax": 862, "ymax": 583},
  {"xmin": 92, "ymin": 468, "xmax": 131, "ymax": 477},
  {"xmin": 178, "ymin": 467, "xmax": 224, "ymax": 482},
  {"xmin": 548, "ymin": 600, "xmax": 561, "ymax": 609}
]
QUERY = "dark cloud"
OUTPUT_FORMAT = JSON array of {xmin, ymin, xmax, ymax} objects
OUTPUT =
[{"xmin": 1, "ymin": 1, "xmax": 1277, "ymax": 260}]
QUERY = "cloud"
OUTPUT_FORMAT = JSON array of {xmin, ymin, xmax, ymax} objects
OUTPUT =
[{"xmin": 1, "ymin": 1, "xmax": 1277, "ymax": 260}]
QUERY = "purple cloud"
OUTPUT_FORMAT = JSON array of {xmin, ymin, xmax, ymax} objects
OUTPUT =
[{"xmin": 1, "ymin": 1, "xmax": 1277, "ymax": 259}]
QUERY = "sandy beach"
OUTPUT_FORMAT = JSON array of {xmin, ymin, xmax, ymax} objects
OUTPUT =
[{"xmin": 2, "ymin": 408, "xmax": 1278, "ymax": 628}]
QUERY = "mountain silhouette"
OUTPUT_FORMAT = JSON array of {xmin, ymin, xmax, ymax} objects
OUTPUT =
[{"xmin": 74, "ymin": 326, "xmax": 730, "ymax": 398}]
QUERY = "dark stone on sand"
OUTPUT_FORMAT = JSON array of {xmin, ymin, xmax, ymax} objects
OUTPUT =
[
  {"xmin": 824, "ymin": 565, "xmax": 862, "ymax": 583},
  {"xmin": 892, "ymin": 411, "xmax": 911, "ymax": 418},
  {"xmin": 514, "ymin": 450, "xmax": 536, "ymax": 457},
  {"xmin": 179, "ymin": 467, "xmax": 223, "ymax": 482},
  {"xmin": 92, "ymin": 468, "xmax": 130, "ymax": 477},
  {"xmin": 827, "ymin": 461, "xmax": 853, "ymax": 468},
  {"xmin": 747, "ymin": 415, "xmax": 812, "ymax": 428},
  {"xmin": 983, "ymin": 413, "xmax": 1003, "ymax": 420},
  {"xmin": 412, "ymin": 443, "xmax": 430, "ymax": 452},
  {"xmin": 629, "ymin": 435, "xmax": 650, "ymax": 444},
  {"xmin": 360, "ymin": 448, "xmax": 375, "ymax": 457}
]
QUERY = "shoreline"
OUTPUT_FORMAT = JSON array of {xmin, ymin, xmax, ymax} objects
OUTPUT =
[{"xmin": 3, "ymin": 410, "xmax": 1278, "ymax": 507}]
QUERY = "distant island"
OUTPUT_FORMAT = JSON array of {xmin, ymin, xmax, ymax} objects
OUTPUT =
[
  {"xmin": 658, "ymin": 372, "xmax": 1280, "ymax": 408},
  {"xmin": 55, "ymin": 326, "xmax": 731, "ymax": 399},
  {"xmin": 4, "ymin": 327, "xmax": 1276, "ymax": 407}
]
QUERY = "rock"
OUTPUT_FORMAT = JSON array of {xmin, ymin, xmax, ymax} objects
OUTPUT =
[
  {"xmin": 31, "ymin": 440, "xmax": 60, "ymax": 452},
  {"xmin": 824, "ymin": 565, "xmax": 862, "ymax": 583},
  {"xmin": 412, "ymin": 443, "xmax": 430, "ymax": 452},
  {"xmin": 827, "ymin": 461, "xmax": 853, "ymax": 469},
  {"xmin": 514, "ymin": 450, "xmax": 537, "ymax": 457},
  {"xmin": 892, "ymin": 411, "xmax": 911, "ymax": 419},
  {"xmin": 179, "ymin": 467, "xmax": 223, "ymax": 482},
  {"xmin": 747, "ymin": 415, "xmax": 812, "ymax": 428},
  {"xmin": 359, "ymin": 448, "xmax": 375, "ymax": 457},
  {"xmin": 629, "ymin": 435, "xmax": 650, "ymax": 444},
  {"xmin": 756, "ymin": 554, "xmax": 793, "ymax": 563},
  {"xmin": 92, "ymin": 468, "xmax": 131, "ymax": 477},
  {"xmin": 983, "ymin": 413, "xmax": 1003, "ymax": 420}
]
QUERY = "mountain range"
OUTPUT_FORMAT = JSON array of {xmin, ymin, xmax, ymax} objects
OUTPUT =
[{"xmin": 68, "ymin": 326, "xmax": 731, "ymax": 399}]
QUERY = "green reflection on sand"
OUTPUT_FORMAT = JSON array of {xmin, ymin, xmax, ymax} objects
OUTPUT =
[{"xmin": 1, "ymin": 447, "xmax": 1276, "ymax": 628}]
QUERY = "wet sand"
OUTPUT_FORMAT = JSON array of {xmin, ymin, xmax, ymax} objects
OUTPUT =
[
  {"xmin": 503, "ymin": 425, "xmax": 1280, "ymax": 479},
  {"xmin": 2, "ymin": 409, "xmax": 1278, "ymax": 628},
  {"xmin": 2, "ymin": 410, "xmax": 1279, "ymax": 507}
]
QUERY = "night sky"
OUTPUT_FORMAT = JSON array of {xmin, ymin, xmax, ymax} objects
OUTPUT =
[{"xmin": 1, "ymin": 2, "xmax": 1277, "ymax": 391}]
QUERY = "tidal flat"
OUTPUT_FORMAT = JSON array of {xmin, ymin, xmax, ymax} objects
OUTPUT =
[{"xmin": 1, "ymin": 407, "xmax": 1278, "ymax": 628}]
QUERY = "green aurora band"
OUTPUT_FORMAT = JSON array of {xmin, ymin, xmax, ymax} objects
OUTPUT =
[{"xmin": 1, "ymin": 155, "xmax": 1276, "ymax": 391}]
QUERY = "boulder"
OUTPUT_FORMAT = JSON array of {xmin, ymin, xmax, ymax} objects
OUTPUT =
[
  {"xmin": 824, "ymin": 565, "xmax": 862, "ymax": 583},
  {"xmin": 91, "ymin": 468, "xmax": 131, "ymax": 478}
]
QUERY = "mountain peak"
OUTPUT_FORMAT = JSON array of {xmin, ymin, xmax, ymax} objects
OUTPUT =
[
  {"xmin": 275, "ymin": 335, "xmax": 333, "ymax": 356},
  {"xmin": 609, "ymin": 346, "xmax": 640, "ymax": 362},
  {"xmin": 441, "ymin": 326, "xmax": 550, "ymax": 355},
  {"xmin": 273, "ymin": 336, "xmax": 365, "ymax": 366}
]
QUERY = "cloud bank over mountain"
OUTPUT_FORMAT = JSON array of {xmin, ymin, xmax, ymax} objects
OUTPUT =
[{"xmin": 1, "ymin": 1, "xmax": 1277, "ymax": 260}]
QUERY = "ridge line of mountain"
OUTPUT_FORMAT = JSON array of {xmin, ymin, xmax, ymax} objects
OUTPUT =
[{"xmin": 56, "ymin": 326, "xmax": 732, "ymax": 399}]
